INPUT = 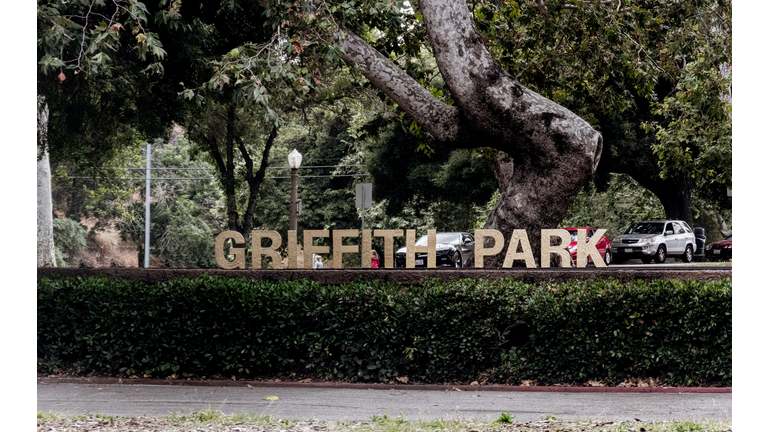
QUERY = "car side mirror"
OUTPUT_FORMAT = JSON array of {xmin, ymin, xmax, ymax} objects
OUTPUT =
[
  {"xmin": 464, "ymin": 239, "xmax": 472, "ymax": 244},
  {"xmin": 665, "ymin": 230, "xmax": 673, "ymax": 235}
]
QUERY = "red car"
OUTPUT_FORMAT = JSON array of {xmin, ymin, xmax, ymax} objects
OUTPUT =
[
  {"xmin": 705, "ymin": 234, "xmax": 732, "ymax": 261},
  {"xmin": 564, "ymin": 227, "xmax": 612, "ymax": 266}
]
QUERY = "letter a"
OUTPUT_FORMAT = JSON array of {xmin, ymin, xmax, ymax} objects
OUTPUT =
[{"xmin": 502, "ymin": 230, "xmax": 536, "ymax": 268}]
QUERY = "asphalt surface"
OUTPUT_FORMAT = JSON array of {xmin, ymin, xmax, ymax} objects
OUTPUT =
[{"xmin": 37, "ymin": 383, "xmax": 731, "ymax": 422}]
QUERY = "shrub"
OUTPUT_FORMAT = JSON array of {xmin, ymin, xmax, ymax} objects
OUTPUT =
[
  {"xmin": 37, "ymin": 276, "xmax": 731, "ymax": 386},
  {"xmin": 52, "ymin": 218, "xmax": 87, "ymax": 267}
]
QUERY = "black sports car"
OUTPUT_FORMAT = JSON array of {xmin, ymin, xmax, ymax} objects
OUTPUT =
[{"xmin": 395, "ymin": 232, "xmax": 475, "ymax": 268}]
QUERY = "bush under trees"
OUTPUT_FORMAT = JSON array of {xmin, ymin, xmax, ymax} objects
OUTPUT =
[{"xmin": 38, "ymin": 276, "xmax": 731, "ymax": 386}]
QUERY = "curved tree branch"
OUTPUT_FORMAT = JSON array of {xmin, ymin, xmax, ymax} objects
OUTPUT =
[
  {"xmin": 336, "ymin": 31, "xmax": 474, "ymax": 146},
  {"xmin": 420, "ymin": 0, "xmax": 602, "ymax": 171}
]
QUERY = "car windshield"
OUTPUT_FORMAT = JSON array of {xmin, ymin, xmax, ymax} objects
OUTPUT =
[
  {"xmin": 624, "ymin": 222, "xmax": 664, "ymax": 235},
  {"xmin": 415, "ymin": 233, "xmax": 462, "ymax": 246},
  {"xmin": 567, "ymin": 231, "xmax": 578, "ymax": 242}
]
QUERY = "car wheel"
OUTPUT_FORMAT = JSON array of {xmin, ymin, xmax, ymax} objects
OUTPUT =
[
  {"xmin": 682, "ymin": 245, "xmax": 693, "ymax": 263},
  {"xmin": 453, "ymin": 251, "xmax": 462, "ymax": 268},
  {"xmin": 654, "ymin": 245, "xmax": 667, "ymax": 264},
  {"xmin": 604, "ymin": 250, "xmax": 611, "ymax": 266}
]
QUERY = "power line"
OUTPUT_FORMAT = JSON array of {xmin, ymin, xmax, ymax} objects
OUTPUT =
[
  {"xmin": 266, "ymin": 165, "xmax": 365, "ymax": 169},
  {"xmin": 267, "ymin": 174, "xmax": 370, "ymax": 179},
  {"xmin": 126, "ymin": 167, "xmax": 214, "ymax": 170},
  {"xmin": 63, "ymin": 176, "xmax": 214, "ymax": 180},
  {"xmin": 62, "ymin": 165, "xmax": 365, "ymax": 171},
  {"xmin": 62, "ymin": 174, "xmax": 370, "ymax": 180}
]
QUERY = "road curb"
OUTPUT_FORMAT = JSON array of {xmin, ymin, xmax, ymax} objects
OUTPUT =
[{"xmin": 37, "ymin": 377, "xmax": 731, "ymax": 393}]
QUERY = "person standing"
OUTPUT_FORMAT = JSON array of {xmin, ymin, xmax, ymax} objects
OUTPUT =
[
  {"xmin": 313, "ymin": 255, "xmax": 324, "ymax": 269},
  {"xmin": 371, "ymin": 250, "xmax": 380, "ymax": 268}
]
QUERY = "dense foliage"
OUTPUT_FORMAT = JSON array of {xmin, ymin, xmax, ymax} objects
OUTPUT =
[
  {"xmin": 52, "ymin": 218, "xmax": 88, "ymax": 267},
  {"xmin": 560, "ymin": 173, "xmax": 730, "ymax": 241},
  {"xmin": 39, "ymin": 0, "xmax": 731, "ymax": 264},
  {"xmin": 38, "ymin": 276, "xmax": 731, "ymax": 386},
  {"xmin": 116, "ymin": 135, "xmax": 223, "ymax": 268}
]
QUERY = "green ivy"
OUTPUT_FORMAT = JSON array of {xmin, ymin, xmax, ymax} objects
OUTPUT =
[{"xmin": 38, "ymin": 276, "xmax": 731, "ymax": 386}]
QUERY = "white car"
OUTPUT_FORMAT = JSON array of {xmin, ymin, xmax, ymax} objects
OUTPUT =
[{"xmin": 611, "ymin": 220, "xmax": 697, "ymax": 264}]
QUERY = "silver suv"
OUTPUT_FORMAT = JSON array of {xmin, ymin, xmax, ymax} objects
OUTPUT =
[{"xmin": 611, "ymin": 220, "xmax": 697, "ymax": 264}]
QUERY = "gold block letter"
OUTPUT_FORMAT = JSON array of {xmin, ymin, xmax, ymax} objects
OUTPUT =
[
  {"xmin": 426, "ymin": 230, "xmax": 436, "ymax": 268},
  {"xmin": 503, "ymin": 229, "xmax": 536, "ymax": 268},
  {"xmin": 577, "ymin": 228, "xmax": 607, "ymax": 268},
  {"xmin": 405, "ymin": 229, "xmax": 436, "ymax": 268},
  {"xmin": 287, "ymin": 230, "xmax": 298, "ymax": 269},
  {"xmin": 304, "ymin": 230, "xmax": 330, "ymax": 269},
  {"xmin": 252, "ymin": 230, "xmax": 282, "ymax": 269},
  {"xmin": 332, "ymin": 229, "xmax": 360, "ymax": 269},
  {"xmin": 474, "ymin": 229, "xmax": 504, "ymax": 268},
  {"xmin": 361, "ymin": 230, "xmax": 372, "ymax": 268},
  {"xmin": 373, "ymin": 229, "xmax": 403, "ymax": 268},
  {"xmin": 541, "ymin": 229, "xmax": 572, "ymax": 268},
  {"xmin": 215, "ymin": 230, "xmax": 246, "ymax": 269}
]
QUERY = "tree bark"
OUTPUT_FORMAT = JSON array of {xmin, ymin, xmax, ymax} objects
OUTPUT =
[
  {"xmin": 37, "ymin": 95, "xmax": 57, "ymax": 268},
  {"xmin": 338, "ymin": 0, "xmax": 603, "ymax": 266}
]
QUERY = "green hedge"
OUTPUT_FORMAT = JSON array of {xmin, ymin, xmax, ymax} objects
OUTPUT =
[{"xmin": 37, "ymin": 276, "xmax": 731, "ymax": 386}]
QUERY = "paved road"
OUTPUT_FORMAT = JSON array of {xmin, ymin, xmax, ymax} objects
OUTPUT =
[{"xmin": 37, "ymin": 383, "xmax": 731, "ymax": 422}]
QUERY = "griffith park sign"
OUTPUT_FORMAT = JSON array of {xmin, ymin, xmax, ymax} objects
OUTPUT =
[{"xmin": 214, "ymin": 228, "xmax": 607, "ymax": 269}]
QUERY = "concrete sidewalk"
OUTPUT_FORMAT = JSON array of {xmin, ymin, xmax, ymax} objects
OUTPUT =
[{"xmin": 37, "ymin": 382, "xmax": 732, "ymax": 422}]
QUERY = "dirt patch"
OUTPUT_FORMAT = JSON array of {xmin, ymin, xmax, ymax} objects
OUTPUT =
[{"xmin": 75, "ymin": 218, "xmax": 139, "ymax": 268}]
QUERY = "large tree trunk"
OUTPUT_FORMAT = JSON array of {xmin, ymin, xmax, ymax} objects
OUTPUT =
[
  {"xmin": 37, "ymin": 96, "xmax": 56, "ymax": 267},
  {"xmin": 650, "ymin": 173, "xmax": 693, "ymax": 224},
  {"xmin": 597, "ymin": 116, "xmax": 694, "ymax": 226},
  {"xmin": 608, "ymin": 164, "xmax": 694, "ymax": 226},
  {"xmin": 598, "ymin": 127, "xmax": 694, "ymax": 226},
  {"xmin": 338, "ymin": 0, "xmax": 602, "ymax": 266}
]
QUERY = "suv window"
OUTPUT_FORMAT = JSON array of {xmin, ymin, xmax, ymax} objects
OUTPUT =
[
  {"xmin": 681, "ymin": 222, "xmax": 693, "ymax": 233},
  {"xmin": 625, "ymin": 222, "xmax": 665, "ymax": 235},
  {"xmin": 673, "ymin": 222, "xmax": 685, "ymax": 234},
  {"xmin": 664, "ymin": 223, "xmax": 673, "ymax": 234}
]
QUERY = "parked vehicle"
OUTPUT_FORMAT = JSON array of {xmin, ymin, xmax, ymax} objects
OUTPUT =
[
  {"xmin": 395, "ymin": 232, "xmax": 475, "ymax": 268},
  {"xmin": 611, "ymin": 220, "xmax": 697, "ymax": 264},
  {"xmin": 564, "ymin": 227, "xmax": 612, "ymax": 266},
  {"xmin": 705, "ymin": 234, "xmax": 732, "ymax": 261}
]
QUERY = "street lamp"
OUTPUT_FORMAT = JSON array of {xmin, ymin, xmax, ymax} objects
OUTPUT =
[{"xmin": 288, "ymin": 149, "xmax": 302, "ymax": 231}]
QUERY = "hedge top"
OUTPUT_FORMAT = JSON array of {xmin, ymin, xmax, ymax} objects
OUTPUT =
[{"xmin": 37, "ymin": 267, "xmax": 732, "ymax": 285}]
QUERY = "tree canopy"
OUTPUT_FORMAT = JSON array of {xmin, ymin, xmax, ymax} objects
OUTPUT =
[{"xmin": 38, "ymin": 0, "xmax": 732, "ymax": 267}]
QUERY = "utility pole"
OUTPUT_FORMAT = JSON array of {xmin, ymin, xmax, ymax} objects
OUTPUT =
[
  {"xmin": 356, "ymin": 183, "xmax": 372, "ymax": 229},
  {"xmin": 144, "ymin": 142, "xmax": 151, "ymax": 268}
]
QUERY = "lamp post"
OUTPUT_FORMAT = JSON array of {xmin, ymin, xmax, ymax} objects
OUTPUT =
[{"xmin": 288, "ymin": 149, "xmax": 302, "ymax": 230}]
